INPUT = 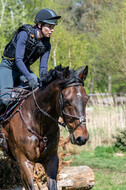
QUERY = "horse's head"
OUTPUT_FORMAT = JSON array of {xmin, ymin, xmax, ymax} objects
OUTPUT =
[
  {"xmin": 57, "ymin": 66, "xmax": 89, "ymax": 146},
  {"xmin": 39, "ymin": 65, "xmax": 89, "ymax": 146}
]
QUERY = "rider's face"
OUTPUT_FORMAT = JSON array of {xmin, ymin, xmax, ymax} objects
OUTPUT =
[{"xmin": 42, "ymin": 23, "xmax": 55, "ymax": 37}]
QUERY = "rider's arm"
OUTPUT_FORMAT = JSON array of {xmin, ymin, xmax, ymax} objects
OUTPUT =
[
  {"xmin": 15, "ymin": 31, "xmax": 33, "ymax": 81},
  {"xmin": 39, "ymin": 43, "xmax": 51, "ymax": 77}
]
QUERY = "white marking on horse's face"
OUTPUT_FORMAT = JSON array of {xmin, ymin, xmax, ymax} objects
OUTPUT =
[{"xmin": 77, "ymin": 92, "xmax": 82, "ymax": 97}]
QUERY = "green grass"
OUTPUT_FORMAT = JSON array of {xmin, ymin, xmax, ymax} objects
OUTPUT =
[{"xmin": 66, "ymin": 146, "xmax": 126, "ymax": 190}]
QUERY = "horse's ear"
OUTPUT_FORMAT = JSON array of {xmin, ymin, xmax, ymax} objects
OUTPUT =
[
  {"xmin": 79, "ymin": 65, "xmax": 88, "ymax": 81},
  {"xmin": 63, "ymin": 66, "xmax": 70, "ymax": 78}
]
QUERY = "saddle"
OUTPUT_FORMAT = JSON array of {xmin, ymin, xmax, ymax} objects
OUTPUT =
[
  {"xmin": 0, "ymin": 87, "xmax": 31, "ymax": 150},
  {"xmin": 0, "ymin": 88, "xmax": 30, "ymax": 122}
]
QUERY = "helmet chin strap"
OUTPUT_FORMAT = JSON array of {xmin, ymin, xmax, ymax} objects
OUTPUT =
[
  {"xmin": 40, "ymin": 24, "xmax": 46, "ymax": 38},
  {"xmin": 37, "ymin": 23, "xmax": 46, "ymax": 38}
]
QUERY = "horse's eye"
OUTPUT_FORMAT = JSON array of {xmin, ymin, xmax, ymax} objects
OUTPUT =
[{"xmin": 64, "ymin": 99, "xmax": 71, "ymax": 106}]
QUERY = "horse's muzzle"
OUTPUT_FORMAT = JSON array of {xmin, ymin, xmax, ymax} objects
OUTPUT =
[{"xmin": 70, "ymin": 134, "xmax": 89, "ymax": 146}]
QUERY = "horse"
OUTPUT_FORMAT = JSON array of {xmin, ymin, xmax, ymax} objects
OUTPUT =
[{"xmin": 0, "ymin": 65, "xmax": 89, "ymax": 190}]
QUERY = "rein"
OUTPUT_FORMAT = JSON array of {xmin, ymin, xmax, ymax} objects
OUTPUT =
[
  {"xmin": 2, "ymin": 81, "xmax": 86, "ymax": 150},
  {"xmin": 1, "ymin": 89, "xmax": 59, "ymax": 152},
  {"xmin": 32, "ymin": 82, "xmax": 86, "ymax": 134},
  {"xmin": 32, "ymin": 89, "xmax": 66, "ymax": 128}
]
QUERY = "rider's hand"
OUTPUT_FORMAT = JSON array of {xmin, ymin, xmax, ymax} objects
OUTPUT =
[
  {"xmin": 40, "ymin": 70, "xmax": 48, "ymax": 85},
  {"xmin": 28, "ymin": 78, "xmax": 38, "ymax": 90},
  {"xmin": 40, "ymin": 70, "xmax": 61, "ymax": 86}
]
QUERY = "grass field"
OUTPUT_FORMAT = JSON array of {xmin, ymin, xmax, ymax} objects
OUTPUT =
[
  {"xmin": 86, "ymin": 104, "xmax": 126, "ymax": 150},
  {"xmin": 66, "ymin": 146, "xmax": 126, "ymax": 190}
]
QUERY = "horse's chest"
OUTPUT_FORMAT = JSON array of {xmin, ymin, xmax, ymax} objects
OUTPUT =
[{"xmin": 37, "ymin": 132, "xmax": 59, "ymax": 162}]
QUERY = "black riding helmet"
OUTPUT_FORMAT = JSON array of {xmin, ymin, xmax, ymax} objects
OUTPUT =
[{"xmin": 35, "ymin": 9, "xmax": 61, "ymax": 25}]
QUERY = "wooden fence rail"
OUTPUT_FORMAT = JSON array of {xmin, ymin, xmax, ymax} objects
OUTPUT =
[{"xmin": 88, "ymin": 93, "xmax": 126, "ymax": 106}]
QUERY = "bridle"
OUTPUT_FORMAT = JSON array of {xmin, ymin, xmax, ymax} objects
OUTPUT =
[
  {"xmin": 32, "ymin": 82, "xmax": 86, "ymax": 134},
  {"xmin": 58, "ymin": 83, "xmax": 86, "ymax": 134},
  {"xmin": 1, "ymin": 82, "xmax": 86, "ymax": 135},
  {"xmin": 0, "ymin": 81, "xmax": 87, "ymax": 152}
]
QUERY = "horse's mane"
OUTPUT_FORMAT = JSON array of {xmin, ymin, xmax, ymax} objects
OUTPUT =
[{"xmin": 41, "ymin": 64, "xmax": 84, "ymax": 88}]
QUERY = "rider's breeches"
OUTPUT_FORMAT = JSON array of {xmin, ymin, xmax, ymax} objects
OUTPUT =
[{"xmin": 0, "ymin": 58, "xmax": 37, "ymax": 106}]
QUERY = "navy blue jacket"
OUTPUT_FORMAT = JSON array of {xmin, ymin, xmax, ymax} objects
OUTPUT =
[
  {"xmin": 15, "ymin": 29, "xmax": 51, "ymax": 80},
  {"xmin": 3, "ymin": 25, "xmax": 51, "ymax": 81}
]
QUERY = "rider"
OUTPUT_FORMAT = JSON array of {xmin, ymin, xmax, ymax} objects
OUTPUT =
[{"xmin": 0, "ymin": 9, "xmax": 61, "ymax": 114}]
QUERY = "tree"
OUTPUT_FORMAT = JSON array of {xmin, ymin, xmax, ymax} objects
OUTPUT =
[
  {"xmin": 91, "ymin": 0, "xmax": 126, "ymax": 92},
  {"xmin": 0, "ymin": 0, "xmax": 126, "ymax": 93},
  {"xmin": 0, "ymin": 0, "xmax": 27, "ymax": 59}
]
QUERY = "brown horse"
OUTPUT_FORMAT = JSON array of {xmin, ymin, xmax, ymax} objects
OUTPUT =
[{"xmin": 0, "ymin": 65, "xmax": 89, "ymax": 190}]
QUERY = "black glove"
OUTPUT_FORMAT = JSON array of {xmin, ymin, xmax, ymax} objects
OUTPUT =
[
  {"xmin": 28, "ymin": 78, "xmax": 38, "ymax": 90},
  {"xmin": 40, "ymin": 70, "xmax": 51, "ymax": 86},
  {"xmin": 40, "ymin": 71, "xmax": 48, "ymax": 83},
  {"xmin": 40, "ymin": 70, "xmax": 61, "ymax": 86},
  {"xmin": 52, "ymin": 70, "xmax": 61, "ymax": 79}
]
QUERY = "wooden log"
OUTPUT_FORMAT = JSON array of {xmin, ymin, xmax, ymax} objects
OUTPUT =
[
  {"xmin": 5, "ymin": 166, "xmax": 94, "ymax": 190},
  {"xmin": 57, "ymin": 166, "xmax": 94, "ymax": 190}
]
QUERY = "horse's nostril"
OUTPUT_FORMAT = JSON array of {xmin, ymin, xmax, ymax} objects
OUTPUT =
[
  {"xmin": 76, "ymin": 136, "xmax": 89, "ymax": 145},
  {"xmin": 76, "ymin": 136, "xmax": 84, "ymax": 143}
]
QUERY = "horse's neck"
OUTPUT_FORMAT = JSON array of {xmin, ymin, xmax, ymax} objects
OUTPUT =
[
  {"xmin": 36, "ymin": 86, "xmax": 59, "ymax": 117},
  {"xmin": 34, "ymin": 87, "xmax": 59, "ymax": 135}
]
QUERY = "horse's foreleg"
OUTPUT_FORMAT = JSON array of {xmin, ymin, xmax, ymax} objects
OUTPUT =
[
  {"xmin": 43, "ymin": 154, "xmax": 59, "ymax": 190},
  {"xmin": 17, "ymin": 156, "xmax": 35, "ymax": 190}
]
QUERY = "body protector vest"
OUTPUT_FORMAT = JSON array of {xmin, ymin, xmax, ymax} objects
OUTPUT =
[{"xmin": 3, "ymin": 24, "xmax": 50, "ymax": 67}]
